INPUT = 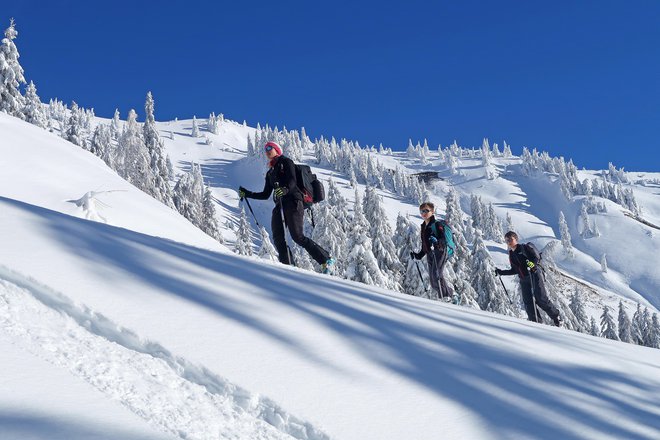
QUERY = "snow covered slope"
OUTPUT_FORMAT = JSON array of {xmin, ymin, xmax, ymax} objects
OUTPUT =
[{"xmin": 2, "ymin": 114, "xmax": 660, "ymax": 439}]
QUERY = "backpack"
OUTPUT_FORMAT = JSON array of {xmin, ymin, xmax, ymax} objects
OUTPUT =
[
  {"xmin": 294, "ymin": 164, "xmax": 325, "ymax": 208},
  {"xmin": 431, "ymin": 219, "xmax": 456, "ymax": 258},
  {"xmin": 522, "ymin": 242, "xmax": 542, "ymax": 264}
]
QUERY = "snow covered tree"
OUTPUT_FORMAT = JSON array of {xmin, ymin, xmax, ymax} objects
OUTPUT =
[
  {"xmin": 257, "ymin": 226, "xmax": 278, "ymax": 261},
  {"xmin": 617, "ymin": 300, "xmax": 632, "ymax": 343},
  {"xmin": 311, "ymin": 202, "xmax": 347, "ymax": 276},
  {"xmin": 471, "ymin": 230, "xmax": 515, "ymax": 315},
  {"xmin": 23, "ymin": 81, "xmax": 46, "ymax": 128},
  {"xmin": 191, "ymin": 116, "xmax": 200, "ymax": 137},
  {"xmin": 65, "ymin": 101, "xmax": 87, "ymax": 148},
  {"xmin": 110, "ymin": 109, "xmax": 121, "ymax": 139},
  {"xmin": 393, "ymin": 213, "xmax": 429, "ymax": 298},
  {"xmin": 234, "ymin": 206, "xmax": 253, "ymax": 256},
  {"xmin": 207, "ymin": 112, "xmax": 219, "ymax": 134},
  {"xmin": 631, "ymin": 303, "xmax": 646, "ymax": 345},
  {"xmin": 600, "ymin": 305, "xmax": 619, "ymax": 340},
  {"xmin": 200, "ymin": 186, "xmax": 222, "ymax": 241},
  {"xmin": 90, "ymin": 124, "xmax": 111, "ymax": 159},
  {"xmin": 363, "ymin": 186, "xmax": 403, "ymax": 290},
  {"xmin": 503, "ymin": 141, "xmax": 512, "ymax": 158},
  {"xmin": 505, "ymin": 212, "xmax": 515, "ymax": 235},
  {"xmin": 600, "ymin": 254, "xmax": 608, "ymax": 273},
  {"xmin": 558, "ymin": 211, "xmax": 573, "ymax": 256},
  {"xmin": 0, "ymin": 19, "xmax": 26, "ymax": 118},
  {"xmin": 647, "ymin": 313, "xmax": 660, "ymax": 349},
  {"xmin": 345, "ymin": 189, "xmax": 387, "ymax": 287},
  {"xmin": 569, "ymin": 286, "xmax": 589, "ymax": 332},
  {"xmin": 143, "ymin": 92, "xmax": 174, "ymax": 207},
  {"xmin": 589, "ymin": 316, "xmax": 600, "ymax": 337},
  {"xmin": 116, "ymin": 109, "xmax": 151, "ymax": 191}
]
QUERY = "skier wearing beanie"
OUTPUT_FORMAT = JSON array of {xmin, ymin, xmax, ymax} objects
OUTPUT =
[{"xmin": 238, "ymin": 142, "xmax": 335, "ymax": 272}]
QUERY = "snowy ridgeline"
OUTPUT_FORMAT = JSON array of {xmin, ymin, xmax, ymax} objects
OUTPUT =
[{"xmin": 2, "ymin": 16, "xmax": 659, "ymax": 350}]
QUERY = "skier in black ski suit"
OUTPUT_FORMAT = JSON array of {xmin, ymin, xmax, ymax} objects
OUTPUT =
[
  {"xmin": 495, "ymin": 231, "xmax": 561, "ymax": 325},
  {"xmin": 410, "ymin": 202, "xmax": 454, "ymax": 301},
  {"xmin": 238, "ymin": 142, "xmax": 333, "ymax": 271}
]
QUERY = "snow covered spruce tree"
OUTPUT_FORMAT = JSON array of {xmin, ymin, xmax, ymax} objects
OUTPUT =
[
  {"xmin": 110, "ymin": 109, "xmax": 121, "ymax": 139},
  {"xmin": 444, "ymin": 189, "xmax": 477, "ymax": 307},
  {"xmin": 558, "ymin": 211, "xmax": 573, "ymax": 256},
  {"xmin": 173, "ymin": 163, "xmax": 222, "ymax": 241},
  {"xmin": 618, "ymin": 300, "xmax": 633, "ymax": 343},
  {"xmin": 23, "ymin": 81, "xmax": 46, "ymax": 128},
  {"xmin": 234, "ymin": 206, "xmax": 253, "ymax": 256},
  {"xmin": 90, "ymin": 124, "xmax": 112, "ymax": 161},
  {"xmin": 0, "ymin": 19, "xmax": 26, "ymax": 118},
  {"xmin": 207, "ymin": 112, "xmax": 219, "ymax": 134},
  {"xmin": 345, "ymin": 189, "xmax": 387, "ymax": 288},
  {"xmin": 191, "ymin": 115, "xmax": 200, "ymax": 137},
  {"xmin": 115, "ymin": 109, "xmax": 151, "ymax": 189},
  {"xmin": 65, "ymin": 101, "xmax": 87, "ymax": 148},
  {"xmin": 631, "ymin": 303, "xmax": 646, "ymax": 345},
  {"xmin": 257, "ymin": 226, "xmax": 278, "ymax": 261},
  {"xmin": 589, "ymin": 316, "xmax": 600, "ymax": 337},
  {"xmin": 393, "ymin": 213, "xmax": 429, "ymax": 298},
  {"xmin": 143, "ymin": 92, "xmax": 174, "ymax": 207},
  {"xmin": 471, "ymin": 230, "xmax": 516, "ymax": 315},
  {"xmin": 569, "ymin": 286, "xmax": 589, "ymax": 333},
  {"xmin": 600, "ymin": 305, "xmax": 619, "ymax": 341},
  {"xmin": 311, "ymin": 202, "xmax": 347, "ymax": 276},
  {"xmin": 364, "ymin": 186, "xmax": 403, "ymax": 290}
]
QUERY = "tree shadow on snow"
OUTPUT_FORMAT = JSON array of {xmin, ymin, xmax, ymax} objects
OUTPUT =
[{"xmin": 4, "ymin": 196, "xmax": 660, "ymax": 440}]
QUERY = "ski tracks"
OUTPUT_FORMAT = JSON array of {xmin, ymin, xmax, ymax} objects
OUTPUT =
[{"xmin": 0, "ymin": 266, "xmax": 329, "ymax": 440}]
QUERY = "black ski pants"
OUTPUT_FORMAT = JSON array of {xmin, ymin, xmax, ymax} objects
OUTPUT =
[
  {"xmin": 520, "ymin": 270, "xmax": 560, "ymax": 322},
  {"xmin": 427, "ymin": 246, "xmax": 453, "ymax": 300},
  {"xmin": 271, "ymin": 200, "xmax": 329, "ymax": 266}
]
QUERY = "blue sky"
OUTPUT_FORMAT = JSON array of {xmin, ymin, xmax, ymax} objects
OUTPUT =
[{"xmin": 5, "ymin": 1, "xmax": 660, "ymax": 171}]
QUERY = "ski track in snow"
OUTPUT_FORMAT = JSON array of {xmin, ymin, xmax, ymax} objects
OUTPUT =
[{"xmin": 0, "ymin": 266, "xmax": 329, "ymax": 440}]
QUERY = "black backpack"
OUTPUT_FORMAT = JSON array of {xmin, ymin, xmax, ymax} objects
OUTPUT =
[
  {"xmin": 295, "ymin": 164, "xmax": 325, "ymax": 208},
  {"xmin": 522, "ymin": 242, "xmax": 542, "ymax": 264}
]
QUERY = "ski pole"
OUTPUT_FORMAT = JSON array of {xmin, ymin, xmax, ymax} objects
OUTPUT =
[
  {"xmin": 242, "ymin": 197, "xmax": 261, "ymax": 228},
  {"xmin": 528, "ymin": 268, "xmax": 540, "ymax": 323},
  {"xmin": 414, "ymin": 260, "xmax": 428, "ymax": 293},
  {"xmin": 497, "ymin": 274, "xmax": 514, "ymax": 304},
  {"xmin": 274, "ymin": 183, "xmax": 295, "ymax": 266}
]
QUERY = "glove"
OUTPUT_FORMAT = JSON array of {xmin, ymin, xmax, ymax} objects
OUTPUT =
[
  {"xmin": 410, "ymin": 251, "xmax": 417, "ymax": 260},
  {"xmin": 429, "ymin": 235, "xmax": 438, "ymax": 246},
  {"xmin": 494, "ymin": 268, "xmax": 502, "ymax": 276},
  {"xmin": 526, "ymin": 260, "xmax": 536, "ymax": 271},
  {"xmin": 274, "ymin": 186, "xmax": 288, "ymax": 198},
  {"xmin": 238, "ymin": 186, "xmax": 248, "ymax": 199}
]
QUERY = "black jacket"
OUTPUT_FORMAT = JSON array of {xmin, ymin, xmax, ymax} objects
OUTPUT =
[
  {"xmin": 246, "ymin": 156, "xmax": 302, "ymax": 206},
  {"xmin": 500, "ymin": 243, "xmax": 539, "ymax": 279},
  {"xmin": 413, "ymin": 216, "xmax": 448, "ymax": 259}
]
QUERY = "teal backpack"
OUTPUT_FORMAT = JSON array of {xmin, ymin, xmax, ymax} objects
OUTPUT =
[{"xmin": 431, "ymin": 219, "xmax": 456, "ymax": 258}]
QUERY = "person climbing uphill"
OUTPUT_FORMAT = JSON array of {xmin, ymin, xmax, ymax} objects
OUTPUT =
[
  {"xmin": 238, "ymin": 141, "xmax": 334, "ymax": 273},
  {"xmin": 410, "ymin": 202, "xmax": 455, "ymax": 302},
  {"xmin": 495, "ymin": 231, "xmax": 562, "ymax": 326}
]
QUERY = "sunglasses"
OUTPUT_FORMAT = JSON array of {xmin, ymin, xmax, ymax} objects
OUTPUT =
[
  {"xmin": 264, "ymin": 146, "xmax": 274, "ymax": 152},
  {"xmin": 505, "ymin": 237, "xmax": 515, "ymax": 242},
  {"xmin": 420, "ymin": 209, "xmax": 431, "ymax": 214}
]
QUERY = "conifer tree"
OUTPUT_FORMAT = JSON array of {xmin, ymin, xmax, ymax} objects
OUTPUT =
[
  {"xmin": 234, "ymin": 206, "xmax": 253, "ymax": 256},
  {"xmin": 143, "ymin": 92, "xmax": 174, "ymax": 207},
  {"xmin": 600, "ymin": 254, "xmax": 608, "ymax": 273},
  {"xmin": 0, "ymin": 19, "xmax": 26, "ymax": 118},
  {"xmin": 393, "ymin": 213, "xmax": 428, "ymax": 297},
  {"xmin": 364, "ymin": 186, "xmax": 403, "ymax": 289},
  {"xmin": 569, "ymin": 286, "xmax": 589, "ymax": 332},
  {"xmin": 201, "ymin": 186, "xmax": 222, "ymax": 241},
  {"xmin": 589, "ymin": 316, "xmax": 599, "ymax": 337},
  {"xmin": 191, "ymin": 115, "xmax": 200, "ymax": 137},
  {"xmin": 90, "ymin": 124, "xmax": 111, "ymax": 159},
  {"xmin": 631, "ymin": 303, "xmax": 645, "ymax": 345},
  {"xmin": 617, "ymin": 300, "xmax": 633, "ymax": 343},
  {"xmin": 600, "ymin": 305, "xmax": 619, "ymax": 340},
  {"xmin": 207, "ymin": 112, "xmax": 219, "ymax": 134},
  {"xmin": 311, "ymin": 202, "xmax": 347, "ymax": 276},
  {"xmin": 558, "ymin": 211, "xmax": 573, "ymax": 256},
  {"xmin": 23, "ymin": 81, "xmax": 46, "ymax": 128},
  {"xmin": 471, "ymin": 230, "xmax": 515, "ymax": 315},
  {"xmin": 110, "ymin": 109, "xmax": 121, "ymax": 139},
  {"xmin": 116, "ymin": 109, "xmax": 151, "ymax": 193},
  {"xmin": 65, "ymin": 101, "xmax": 87, "ymax": 148},
  {"xmin": 257, "ymin": 226, "xmax": 278, "ymax": 261},
  {"xmin": 345, "ymin": 190, "xmax": 386, "ymax": 287},
  {"xmin": 647, "ymin": 313, "xmax": 660, "ymax": 349}
]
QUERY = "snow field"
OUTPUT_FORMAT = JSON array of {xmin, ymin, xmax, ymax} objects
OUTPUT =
[{"xmin": 0, "ymin": 266, "xmax": 329, "ymax": 440}]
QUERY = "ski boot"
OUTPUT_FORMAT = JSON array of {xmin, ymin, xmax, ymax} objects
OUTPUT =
[{"xmin": 322, "ymin": 258, "xmax": 336, "ymax": 275}]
